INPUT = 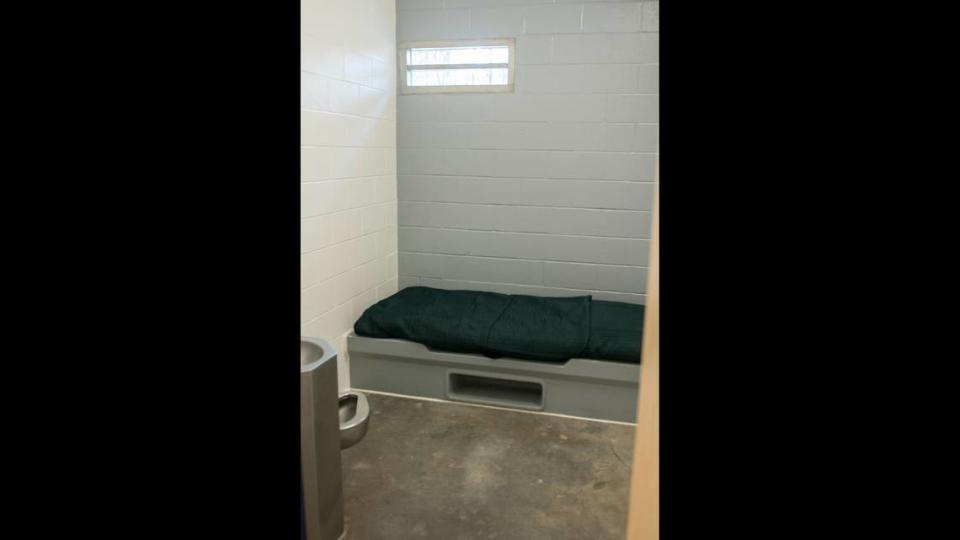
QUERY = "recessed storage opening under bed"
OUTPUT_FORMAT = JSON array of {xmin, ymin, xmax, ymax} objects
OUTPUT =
[
  {"xmin": 348, "ymin": 334, "xmax": 640, "ymax": 423},
  {"xmin": 447, "ymin": 371, "xmax": 544, "ymax": 410}
]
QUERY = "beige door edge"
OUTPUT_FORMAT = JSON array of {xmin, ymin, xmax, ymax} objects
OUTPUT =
[{"xmin": 626, "ymin": 151, "xmax": 659, "ymax": 540}]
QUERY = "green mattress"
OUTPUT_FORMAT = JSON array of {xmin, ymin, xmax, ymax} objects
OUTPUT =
[{"xmin": 354, "ymin": 286, "xmax": 644, "ymax": 364}]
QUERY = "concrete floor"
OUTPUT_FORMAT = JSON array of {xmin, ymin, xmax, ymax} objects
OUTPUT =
[{"xmin": 341, "ymin": 393, "xmax": 635, "ymax": 540}]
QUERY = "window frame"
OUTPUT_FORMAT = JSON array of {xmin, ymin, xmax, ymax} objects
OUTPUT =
[{"xmin": 398, "ymin": 38, "xmax": 516, "ymax": 95}]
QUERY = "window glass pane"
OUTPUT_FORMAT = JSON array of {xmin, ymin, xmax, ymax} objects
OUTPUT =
[
  {"xmin": 407, "ymin": 68, "xmax": 509, "ymax": 87},
  {"xmin": 408, "ymin": 46, "xmax": 509, "ymax": 66}
]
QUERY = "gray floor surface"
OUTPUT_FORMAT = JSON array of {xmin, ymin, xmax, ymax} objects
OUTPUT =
[{"xmin": 341, "ymin": 393, "xmax": 635, "ymax": 540}]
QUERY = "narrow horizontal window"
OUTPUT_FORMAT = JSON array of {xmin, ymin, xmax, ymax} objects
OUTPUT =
[
  {"xmin": 408, "ymin": 68, "xmax": 509, "ymax": 87},
  {"xmin": 409, "ymin": 46, "xmax": 509, "ymax": 66},
  {"xmin": 399, "ymin": 39, "xmax": 515, "ymax": 95}
]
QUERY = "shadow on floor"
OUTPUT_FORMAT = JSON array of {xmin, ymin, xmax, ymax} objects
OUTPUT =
[{"xmin": 342, "ymin": 393, "xmax": 634, "ymax": 540}]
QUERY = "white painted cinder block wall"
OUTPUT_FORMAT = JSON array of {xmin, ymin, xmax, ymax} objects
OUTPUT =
[
  {"xmin": 301, "ymin": 0, "xmax": 398, "ymax": 391},
  {"xmin": 397, "ymin": 0, "xmax": 659, "ymax": 305}
]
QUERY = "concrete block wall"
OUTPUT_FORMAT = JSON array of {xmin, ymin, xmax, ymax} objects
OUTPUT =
[
  {"xmin": 397, "ymin": 0, "xmax": 659, "ymax": 304},
  {"xmin": 301, "ymin": 0, "xmax": 398, "ymax": 390}
]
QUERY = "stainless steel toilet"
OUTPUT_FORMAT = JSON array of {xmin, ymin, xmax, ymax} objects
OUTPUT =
[
  {"xmin": 338, "ymin": 391, "xmax": 369, "ymax": 449},
  {"xmin": 301, "ymin": 337, "xmax": 371, "ymax": 540}
]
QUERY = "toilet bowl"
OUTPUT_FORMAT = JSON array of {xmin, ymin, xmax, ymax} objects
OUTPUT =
[{"xmin": 338, "ymin": 392, "xmax": 370, "ymax": 449}]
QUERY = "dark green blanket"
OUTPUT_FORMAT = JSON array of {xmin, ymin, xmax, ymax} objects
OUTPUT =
[
  {"xmin": 354, "ymin": 287, "xmax": 644, "ymax": 364},
  {"xmin": 585, "ymin": 300, "xmax": 646, "ymax": 363}
]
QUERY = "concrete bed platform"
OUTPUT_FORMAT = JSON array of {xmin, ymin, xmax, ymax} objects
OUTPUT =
[
  {"xmin": 348, "ymin": 334, "xmax": 641, "ymax": 423},
  {"xmin": 341, "ymin": 392, "xmax": 635, "ymax": 540}
]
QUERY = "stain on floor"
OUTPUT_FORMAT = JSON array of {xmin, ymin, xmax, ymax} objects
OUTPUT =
[{"xmin": 341, "ymin": 393, "xmax": 634, "ymax": 540}]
